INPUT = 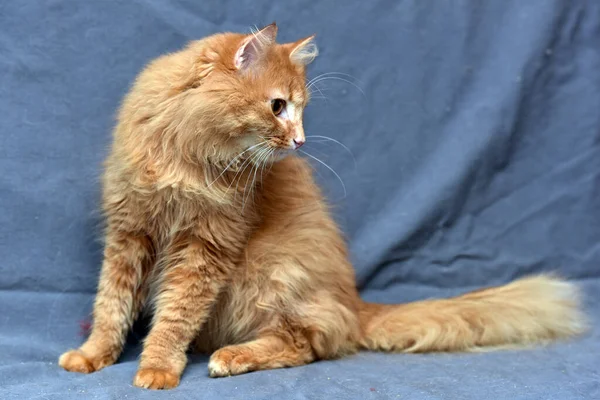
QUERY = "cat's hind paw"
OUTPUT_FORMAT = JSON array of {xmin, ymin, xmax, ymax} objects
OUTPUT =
[{"xmin": 208, "ymin": 347, "xmax": 253, "ymax": 378}]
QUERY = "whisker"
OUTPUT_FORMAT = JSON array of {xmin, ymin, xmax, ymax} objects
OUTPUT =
[
  {"xmin": 308, "ymin": 83, "xmax": 329, "ymax": 103},
  {"xmin": 240, "ymin": 164, "xmax": 255, "ymax": 210},
  {"xmin": 233, "ymin": 156, "xmax": 255, "ymax": 203},
  {"xmin": 264, "ymin": 149, "xmax": 277, "ymax": 176},
  {"xmin": 248, "ymin": 147, "xmax": 272, "ymax": 205},
  {"xmin": 307, "ymin": 72, "xmax": 364, "ymax": 103},
  {"xmin": 305, "ymin": 135, "xmax": 357, "ymax": 170},
  {"xmin": 307, "ymin": 72, "xmax": 364, "ymax": 87},
  {"xmin": 308, "ymin": 86, "xmax": 335, "ymax": 92},
  {"xmin": 241, "ymin": 147, "xmax": 268, "ymax": 210},
  {"xmin": 259, "ymin": 147, "xmax": 273, "ymax": 181},
  {"xmin": 243, "ymin": 147, "xmax": 268, "ymax": 209},
  {"xmin": 224, "ymin": 144, "xmax": 264, "ymax": 201},
  {"xmin": 260, "ymin": 148, "xmax": 273, "ymax": 182},
  {"xmin": 253, "ymin": 148, "xmax": 273, "ymax": 201},
  {"xmin": 307, "ymin": 76, "xmax": 365, "ymax": 97},
  {"xmin": 206, "ymin": 142, "xmax": 266, "ymax": 188},
  {"xmin": 307, "ymin": 88, "xmax": 334, "ymax": 98},
  {"xmin": 298, "ymin": 149, "xmax": 347, "ymax": 198},
  {"xmin": 301, "ymin": 143, "xmax": 330, "ymax": 159}
]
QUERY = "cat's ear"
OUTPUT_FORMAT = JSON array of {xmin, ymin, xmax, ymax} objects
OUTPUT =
[
  {"xmin": 288, "ymin": 35, "xmax": 318, "ymax": 66},
  {"xmin": 234, "ymin": 23, "xmax": 278, "ymax": 70}
]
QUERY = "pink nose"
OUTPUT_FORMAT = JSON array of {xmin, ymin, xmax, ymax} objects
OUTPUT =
[{"xmin": 293, "ymin": 138, "xmax": 305, "ymax": 149}]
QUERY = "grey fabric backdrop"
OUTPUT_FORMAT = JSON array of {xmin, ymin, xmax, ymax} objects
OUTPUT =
[{"xmin": 1, "ymin": 1, "xmax": 599, "ymax": 399}]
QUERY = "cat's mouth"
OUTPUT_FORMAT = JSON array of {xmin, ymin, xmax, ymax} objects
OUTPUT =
[{"xmin": 269, "ymin": 137, "xmax": 304, "ymax": 160}]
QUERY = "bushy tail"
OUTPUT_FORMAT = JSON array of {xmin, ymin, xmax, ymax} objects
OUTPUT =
[{"xmin": 359, "ymin": 275, "xmax": 587, "ymax": 352}]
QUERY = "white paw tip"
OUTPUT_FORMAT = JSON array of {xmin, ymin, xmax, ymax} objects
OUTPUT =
[{"xmin": 208, "ymin": 359, "xmax": 229, "ymax": 378}]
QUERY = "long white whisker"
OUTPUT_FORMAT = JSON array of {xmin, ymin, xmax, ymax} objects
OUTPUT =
[
  {"xmin": 264, "ymin": 149, "xmax": 277, "ymax": 176},
  {"xmin": 260, "ymin": 148, "xmax": 274, "ymax": 182},
  {"xmin": 307, "ymin": 76, "xmax": 365, "ymax": 97},
  {"xmin": 307, "ymin": 72, "xmax": 364, "ymax": 87},
  {"xmin": 251, "ymin": 147, "xmax": 273, "ymax": 204},
  {"xmin": 307, "ymin": 89, "xmax": 334, "ymax": 98},
  {"xmin": 232, "ymin": 156, "xmax": 255, "ymax": 203},
  {"xmin": 307, "ymin": 86, "xmax": 334, "ymax": 93},
  {"xmin": 256, "ymin": 147, "xmax": 271, "ymax": 182},
  {"xmin": 298, "ymin": 149, "xmax": 347, "ymax": 198},
  {"xmin": 309, "ymin": 83, "xmax": 328, "ymax": 103},
  {"xmin": 246, "ymin": 146, "xmax": 272, "ymax": 209},
  {"xmin": 305, "ymin": 135, "xmax": 354, "ymax": 158},
  {"xmin": 223, "ymin": 144, "xmax": 264, "ymax": 201},
  {"xmin": 243, "ymin": 147, "xmax": 268, "ymax": 209},
  {"xmin": 305, "ymin": 135, "xmax": 357, "ymax": 170},
  {"xmin": 207, "ymin": 142, "xmax": 266, "ymax": 188},
  {"xmin": 300, "ymin": 143, "xmax": 330, "ymax": 159},
  {"xmin": 240, "ymin": 147, "xmax": 266, "ymax": 209},
  {"xmin": 307, "ymin": 72, "xmax": 363, "ymax": 103}
]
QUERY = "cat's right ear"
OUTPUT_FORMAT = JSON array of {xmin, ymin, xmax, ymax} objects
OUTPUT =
[
  {"xmin": 288, "ymin": 35, "xmax": 318, "ymax": 66},
  {"xmin": 234, "ymin": 23, "xmax": 278, "ymax": 70}
]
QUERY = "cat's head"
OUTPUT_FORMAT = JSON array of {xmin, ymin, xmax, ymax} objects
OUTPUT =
[{"xmin": 188, "ymin": 23, "xmax": 318, "ymax": 164}]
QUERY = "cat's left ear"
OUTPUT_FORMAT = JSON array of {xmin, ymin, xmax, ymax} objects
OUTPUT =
[
  {"xmin": 288, "ymin": 35, "xmax": 318, "ymax": 66},
  {"xmin": 235, "ymin": 23, "xmax": 278, "ymax": 70}
]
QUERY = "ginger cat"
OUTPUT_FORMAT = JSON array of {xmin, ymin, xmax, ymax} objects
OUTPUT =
[{"xmin": 58, "ymin": 24, "xmax": 586, "ymax": 389}]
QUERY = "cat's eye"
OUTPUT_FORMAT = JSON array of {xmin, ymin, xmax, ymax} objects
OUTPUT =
[{"xmin": 271, "ymin": 99, "xmax": 286, "ymax": 116}]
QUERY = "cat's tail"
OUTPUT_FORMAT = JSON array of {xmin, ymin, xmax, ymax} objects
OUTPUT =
[{"xmin": 358, "ymin": 275, "xmax": 587, "ymax": 352}]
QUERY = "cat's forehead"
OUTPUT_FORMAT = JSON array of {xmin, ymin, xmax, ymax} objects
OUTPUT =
[
  {"xmin": 263, "ymin": 52, "xmax": 307, "ymax": 100},
  {"xmin": 268, "ymin": 75, "xmax": 306, "ymax": 101}
]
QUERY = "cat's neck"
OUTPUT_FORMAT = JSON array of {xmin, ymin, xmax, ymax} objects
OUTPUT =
[
  {"xmin": 110, "ymin": 133, "xmax": 273, "ymax": 212},
  {"xmin": 200, "ymin": 157, "xmax": 272, "ymax": 207},
  {"xmin": 131, "ymin": 152, "xmax": 269, "ymax": 208}
]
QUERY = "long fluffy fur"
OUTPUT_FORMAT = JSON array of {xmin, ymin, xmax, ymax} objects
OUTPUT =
[{"xmin": 58, "ymin": 25, "xmax": 586, "ymax": 390}]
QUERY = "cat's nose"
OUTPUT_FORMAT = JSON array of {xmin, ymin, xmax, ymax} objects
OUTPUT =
[{"xmin": 292, "ymin": 138, "xmax": 305, "ymax": 149}]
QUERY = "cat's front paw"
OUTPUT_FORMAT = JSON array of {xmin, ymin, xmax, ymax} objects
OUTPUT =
[
  {"xmin": 58, "ymin": 349, "xmax": 115, "ymax": 373},
  {"xmin": 133, "ymin": 368, "xmax": 180, "ymax": 390}
]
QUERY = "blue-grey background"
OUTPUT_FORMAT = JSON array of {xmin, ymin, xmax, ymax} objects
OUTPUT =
[{"xmin": 1, "ymin": 1, "xmax": 599, "ymax": 399}]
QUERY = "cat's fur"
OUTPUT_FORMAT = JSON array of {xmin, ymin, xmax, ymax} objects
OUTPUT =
[{"xmin": 59, "ymin": 24, "xmax": 586, "ymax": 389}]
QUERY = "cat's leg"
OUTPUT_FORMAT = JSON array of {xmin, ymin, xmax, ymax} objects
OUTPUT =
[
  {"xmin": 207, "ymin": 330, "xmax": 315, "ymax": 377},
  {"xmin": 59, "ymin": 230, "xmax": 154, "ymax": 373},
  {"xmin": 133, "ymin": 236, "xmax": 232, "ymax": 390}
]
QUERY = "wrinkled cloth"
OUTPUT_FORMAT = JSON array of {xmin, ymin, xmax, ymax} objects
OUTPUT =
[{"xmin": 0, "ymin": 1, "xmax": 598, "ymax": 399}]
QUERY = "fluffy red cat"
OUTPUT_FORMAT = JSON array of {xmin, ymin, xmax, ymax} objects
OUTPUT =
[{"xmin": 58, "ymin": 24, "xmax": 586, "ymax": 389}]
